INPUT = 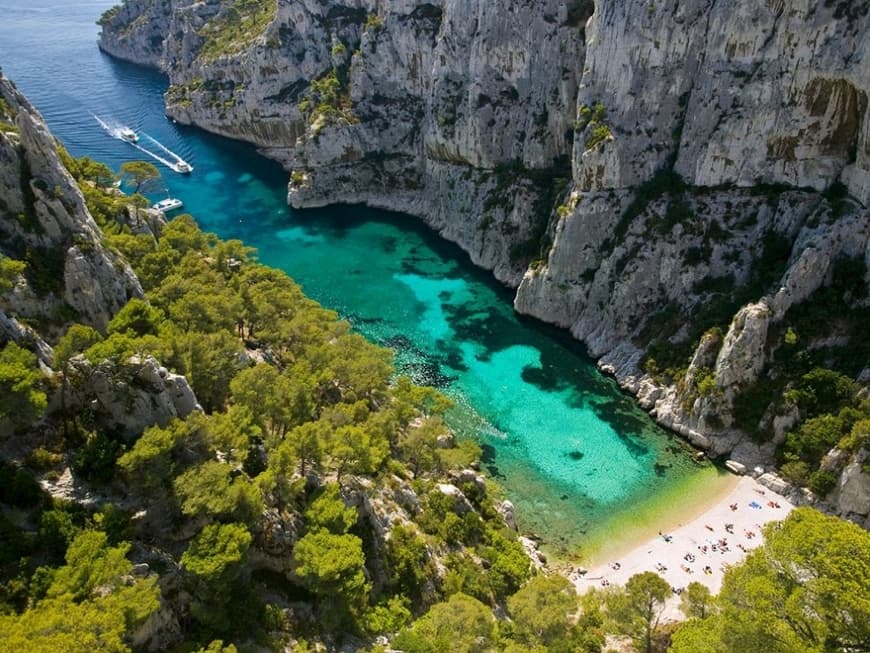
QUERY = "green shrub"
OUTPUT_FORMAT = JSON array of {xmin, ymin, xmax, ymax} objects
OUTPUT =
[
  {"xmin": 197, "ymin": 0, "xmax": 277, "ymax": 61},
  {"xmin": 0, "ymin": 461, "xmax": 44, "ymax": 508},
  {"xmin": 696, "ymin": 370, "xmax": 717, "ymax": 397},
  {"xmin": 73, "ymin": 432, "xmax": 122, "ymax": 484},
  {"xmin": 808, "ymin": 470, "xmax": 837, "ymax": 497},
  {"xmin": 785, "ymin": 368, "xmax": 856, "ymax": 417},
  {"xmin": 839, "ymin": 418, "xmax": 870, "ymax": 453},
  {"xmin": 364, "ymin": 13, "xmax": 384, "ymax": 31},
  {"xmin": 784, "ymin": 414, "xmax": 846, "ymax": 464},
  {"xmin": 585, "ymin": 123, "xmax": 612, "ymax": 150},
  {"xmin": 779, "ymin": 460, "xmax": 810, "ymax": 485},
  {"xmin": 386, "ymin": 525, "xmax": 433, "ymax": 600},
  {"xmin": 37, "ymin": 509, "xmax": 78, "ymax": 561},
  {"xmin": 97, "ymin": 4, "xmax": 121, "ymax": 26},
  {"xmin": 27, "ymin": 447, "xmax": 62, "ymax": 471}
]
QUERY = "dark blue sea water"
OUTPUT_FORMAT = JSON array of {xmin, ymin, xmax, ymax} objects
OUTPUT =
[{"xmin": 0, "ymin": 0, "xmax": 725, "ymax": 559}]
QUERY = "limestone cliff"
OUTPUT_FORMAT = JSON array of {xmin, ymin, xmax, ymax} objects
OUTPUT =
[
  {"xmin": 99, "ymin": 0, "xmax": 870, "ymax": 519},
  {"xmin": 0, "ymin": 70, "xmax": 143, "ymax": 335},
  {"xmin": 1, "ymin": 68, "xmax": 200, "ymax": 445}
]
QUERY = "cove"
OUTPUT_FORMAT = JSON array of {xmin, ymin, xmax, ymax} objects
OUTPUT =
[{"xmin": 0, "ymin": 0, "xmax": 729, "ymax": 560}]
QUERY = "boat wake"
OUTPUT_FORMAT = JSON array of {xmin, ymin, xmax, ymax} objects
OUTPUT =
[
  {"xmin": 93, "ymin": 114, "xmax": 193, "ymax": 174},
  {"xmin": 142, "ymin": 133, "xmax": 194, "ymax": 174},
  {"xmin": 126, "ymin": 138, "xmax": 193, "ymax": 174}
]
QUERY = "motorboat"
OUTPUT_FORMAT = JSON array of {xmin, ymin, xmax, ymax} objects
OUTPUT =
[
  {"xmin": 118, "ymin": 127, "xmax": 138, "ymax": 143},
  {"xmin": 152, "ymin": 197, "xmax": 183, "ymax": 213},
  {"xmin": 172, "ymin": 160, "xmax": 193, "ymax": 174}
]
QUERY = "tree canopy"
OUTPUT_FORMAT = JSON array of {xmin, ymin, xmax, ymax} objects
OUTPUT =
[
  {"xmin": 605, "ymin": 571, "xmax": 670, "ymax": 653},
  {"xmin": 119, "ymin": 160, "xmax": 160, "ymax": 193},
  {"xmin": 0, "ymin": 342, "xmax": 46, "ymax": 430},
  {"xmin": 670, "ymin": 508, "xmax": 870, "ymax": 653},
  {"xmin": 0, "ymin": 530, "xmax": 159, "ymax": 653}
]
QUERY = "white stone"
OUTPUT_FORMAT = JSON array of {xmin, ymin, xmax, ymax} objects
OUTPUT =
[{"xmin": 725, "ymin": 460, "xmax": 747, "ymax": 475}]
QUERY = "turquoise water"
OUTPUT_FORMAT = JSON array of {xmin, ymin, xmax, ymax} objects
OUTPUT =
[{"xmin": 0, "ymin": 1, "xmax": 714, "ymax": 557}]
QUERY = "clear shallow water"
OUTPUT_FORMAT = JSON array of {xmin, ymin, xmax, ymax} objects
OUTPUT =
[{"xmin": 0, "ymin": 1, "xmax": 723, "ymax": 558}]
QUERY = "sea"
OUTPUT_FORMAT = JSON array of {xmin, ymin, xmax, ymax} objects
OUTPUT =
[{"xmin": 0, "ymin": 0, "xmax": 729, "ymax": 560}]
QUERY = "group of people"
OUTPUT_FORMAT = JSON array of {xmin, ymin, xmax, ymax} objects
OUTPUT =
[{"xmin": 595, "ymin": 488, "xmax": 782, "ymax": 595}]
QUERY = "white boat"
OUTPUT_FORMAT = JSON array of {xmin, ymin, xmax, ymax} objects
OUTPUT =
[
  {"xmin": 119, "ymin": 127, "xmax": 138, "ymax": 143},
  {"xmin": 172, "ymin": 160, "xmax": 193, "ymax": 174},
  {"xmin": 152, "ymin": 197, "xmax": 183, "ymax": 213}
]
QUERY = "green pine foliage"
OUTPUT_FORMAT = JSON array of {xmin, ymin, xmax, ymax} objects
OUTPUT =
[
  {"xmin": 197, "ymin": 0, "xmax": 277, "ymax": 61},
  {"xmin": 0, "ymin": 342, "xmax": 47, "ymax": 431},
  {"xmin": 0, "ymin": 530, "xmax": 159, "ymax": 653},
  {"xmin": 1, "ymin": 150, "xmax": 534, "ymax": 647},
  {"xmin": 670, "ymin": 508, "xmax": 870, "ymax": 653}
]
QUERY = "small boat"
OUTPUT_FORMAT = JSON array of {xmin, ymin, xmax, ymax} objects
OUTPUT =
[
  {"xmin": 152, "ymin": 197, "xmax": 183, "ymax": 213},
  {"xmin": 118, "ymin": 127, "xmax": 138, "ymax": 143},
  {"xmin": 173, "ymin": 160, "xmax": 193, "ymax": 174}
]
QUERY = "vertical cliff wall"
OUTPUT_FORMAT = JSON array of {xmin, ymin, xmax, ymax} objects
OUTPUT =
[
  {"xmin": 99, "ymin": 0, "xmax": 591, "ymax": 283},
  {"xmin": 0, "ymin": 71, "xmax": 143, "ymax": 337}
]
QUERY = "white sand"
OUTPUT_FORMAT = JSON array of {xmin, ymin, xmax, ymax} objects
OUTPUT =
[{"xmin": 569, "ymin": 476, "xmax": 793, "ymax": 621}]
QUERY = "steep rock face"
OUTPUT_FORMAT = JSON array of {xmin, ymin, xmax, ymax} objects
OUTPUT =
[
  {"xmin": 99, "ymin": 1, "xmax": 869, "ymax": 488},
  {"xmin": 575, "ymin": 0, "xmax": 869, "ymax": 198},
  {"xmin": 63, "ymin": 355, "xmax": 201, "ymax": 439},
  {"xmin": 97, "ymin": 0, "xmax": 168, "ymax": 67},
  {"xmin": 831, "ymin": 449, "xmax": 870, "ymax": 529},
  {"xmin": 0, "ymin": 71, "xmax": 143, "ymax": 334}
]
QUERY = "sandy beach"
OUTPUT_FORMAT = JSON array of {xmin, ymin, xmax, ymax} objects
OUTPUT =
[{"xmin": 570, "ymin": 476, "xmax": 794, "ymax": 620}]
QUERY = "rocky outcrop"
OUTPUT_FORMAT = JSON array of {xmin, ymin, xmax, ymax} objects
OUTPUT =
[
  {"xmin": 0, "ymin": 70, "xmax": 143, "ymax": 334},
  {"xmin": 0, "ymin": 309, "xmax": 53, "ymax": 368},
  {"xmin": 830, "ymin": 449, "xmax": 870, "ymax": 529},
  {"xmin": 64, "ymin": 355, "xmax": 201, "ymax": 439},
  {"xmin": 99, "ymin": 1, "xmax": 869, "ymax": 482},
  {"xmin": 97, "ymin": 0, "xmax": 169, "ymax": 68}
]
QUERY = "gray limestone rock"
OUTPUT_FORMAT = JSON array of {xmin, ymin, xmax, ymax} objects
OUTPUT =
[
  {"xmin": 0, "ymin": 71, "xmax": 143, "ymax": 334},
  {"xmin": 65, "ymin": 355, "xmax": 201, "ymax": 439},
  {"xmin": 714, "ymin": 302, "xmax": 771, "ymax": 391},
  {"xmin": 834, "ymin": 453, "xmax": 870, "ymax": 522},
  {"xmin": 498, "ymin": 499, "xmax": 517, "ymax": 531}
]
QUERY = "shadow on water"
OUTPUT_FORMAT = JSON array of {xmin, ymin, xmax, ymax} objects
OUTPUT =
[
  {"xmin": 442, "ymin": 349, "xmax": 469, "ymax": 373},
  {"xmin": 444, "ymin": 302, "xmax": 521, "ymax": 362}
]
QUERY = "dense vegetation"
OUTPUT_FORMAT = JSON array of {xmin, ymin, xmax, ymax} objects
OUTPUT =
[
  {"xmin": 383, "ymin": 507, "xmax": 870, "ymax": 653},
  {"xmin": 670, "ymin": 508, "xmax": 870, "ymax": 653},
  {"xmin": 631, "ymin": 176, "xmax": 869, "ymax": 494},
  {"xmin": 0, "ymin": 152, "xmax": 535, "ymax": 650},
  {"xmin": 197, "ymin": 0, "xmax": 277, "ymax": 62}
]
